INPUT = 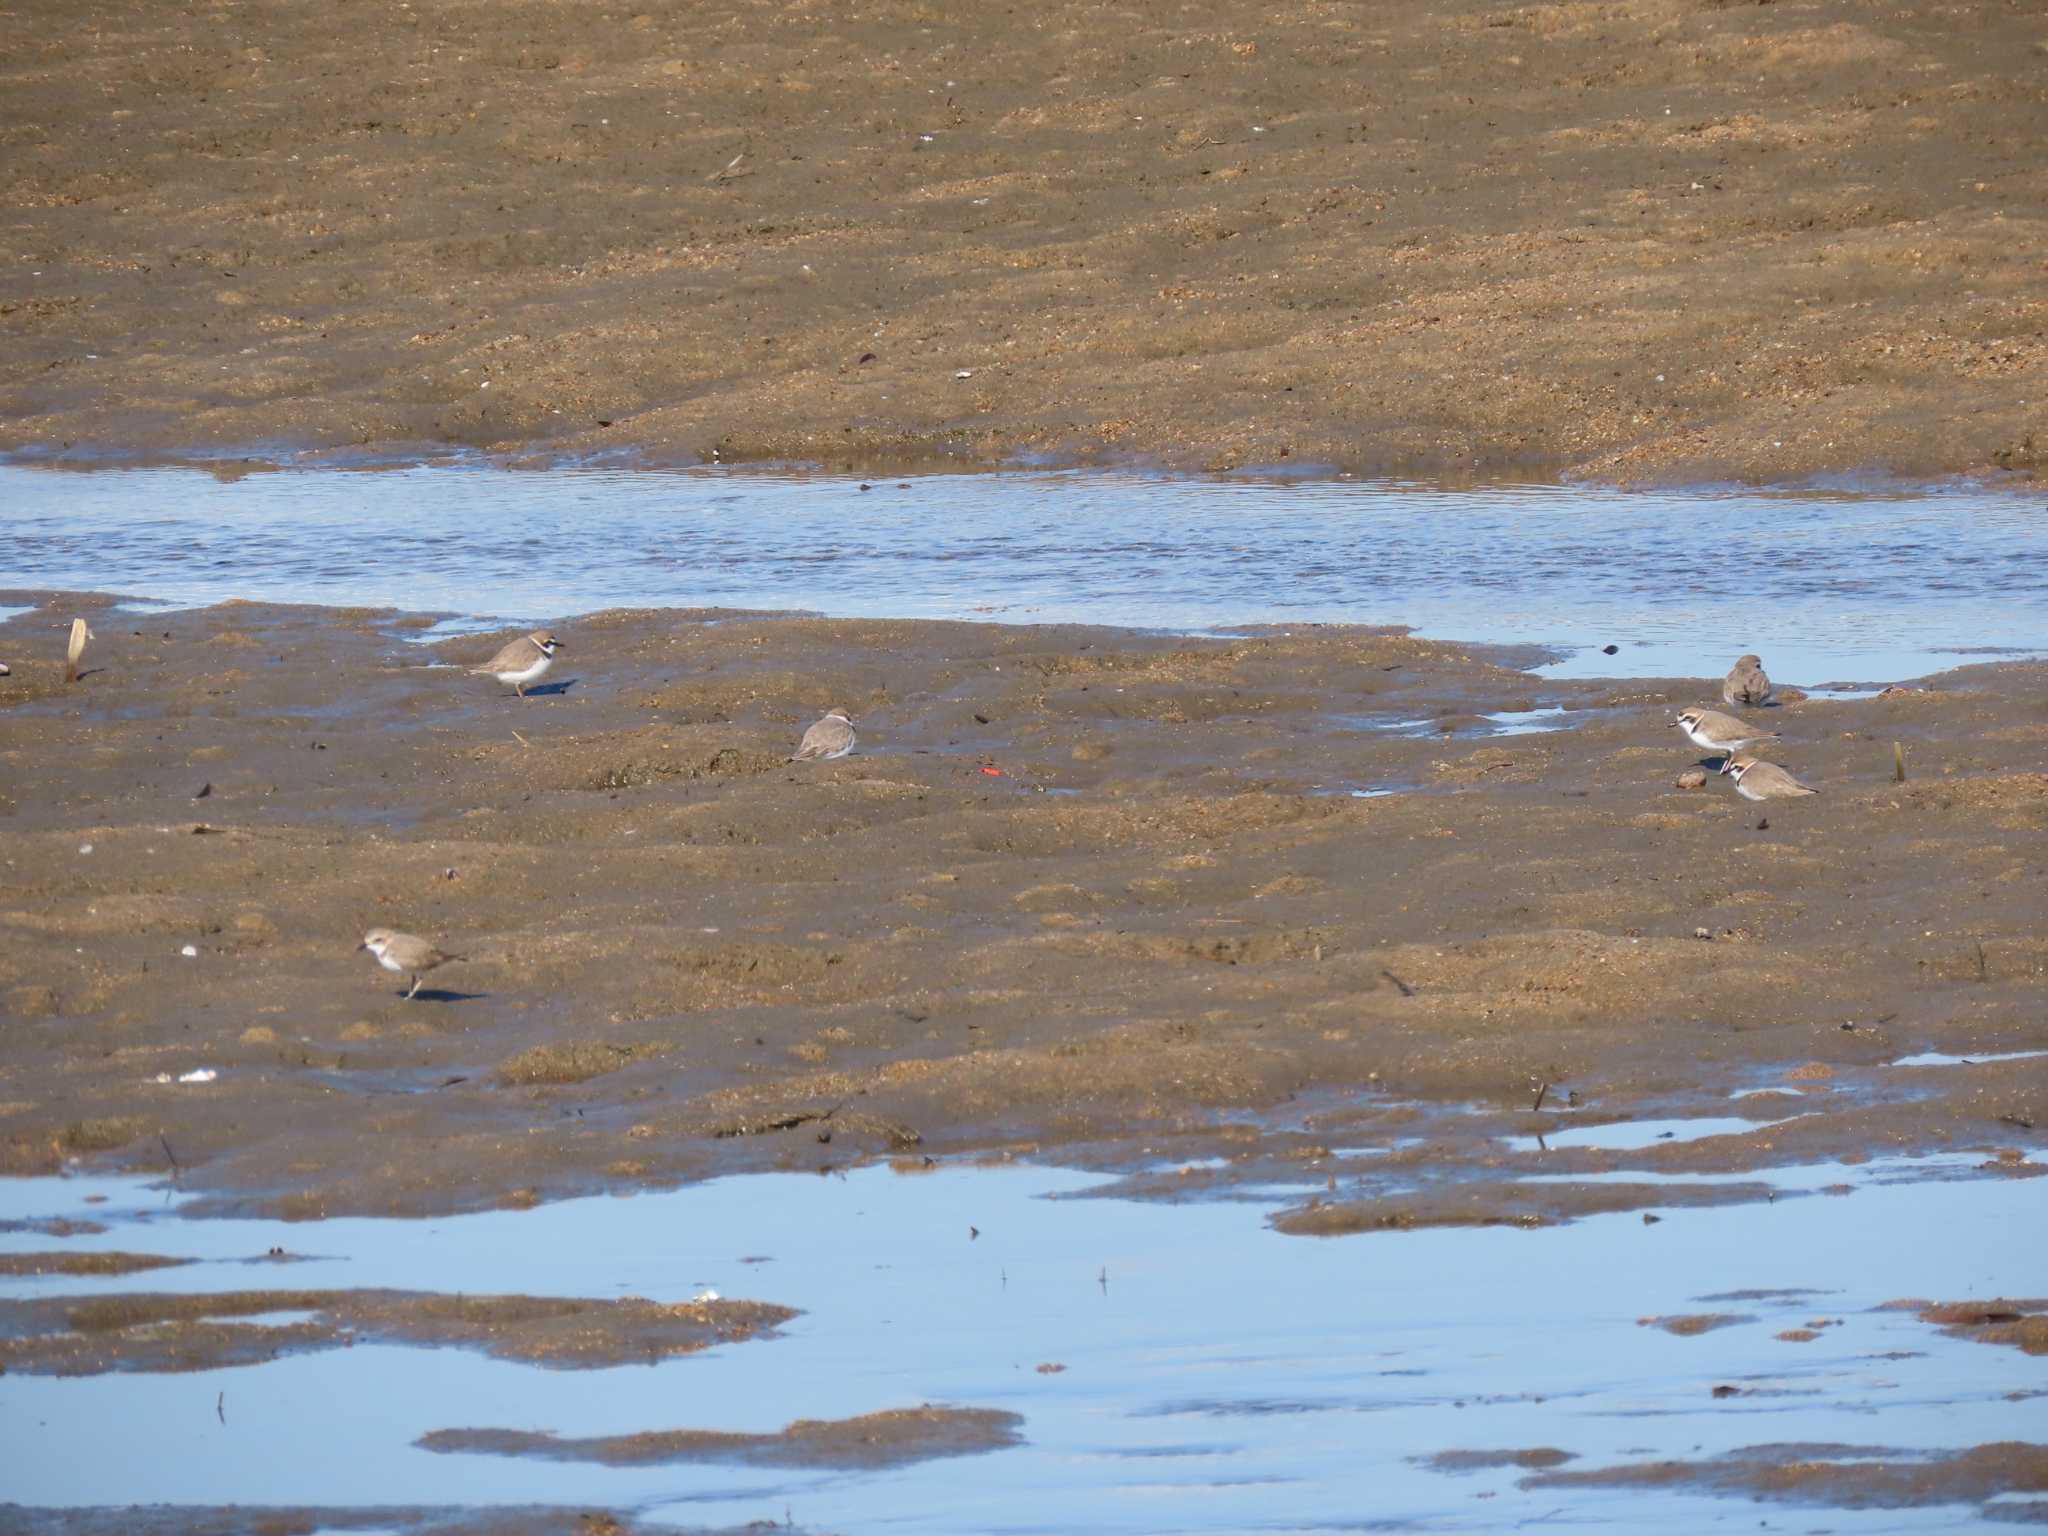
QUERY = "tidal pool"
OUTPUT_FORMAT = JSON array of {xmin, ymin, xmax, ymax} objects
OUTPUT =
[{"xmin": 1, "ymin": 1151, "xmax": 2041, "ymax": 1532}]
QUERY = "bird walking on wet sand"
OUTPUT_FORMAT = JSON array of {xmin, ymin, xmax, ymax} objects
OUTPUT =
[
  {"xmin": 471, "ymin": 630, "xmax": 562, "ymax": 697},
  {"xmin": 66, "ymin": 618, "xmax": 93, "ymax": 684},
  {"xmin": 1722, "ymin": 653, "xmax": 1773, "ymax": 708},
  {"xmin": 1721, "ymin": 753, "xmax": 1818, "ymax": 801},
  {"xmin": 359, "ymin": 928, "xmax": 467, "ymax": 999},
  {"xmin": 1674, "ymin": 707, "xmax": 1779, "ymax": 759},
  {"xmin": 791, "ymin": 708, "xmax": 857, "ymax": 762}
]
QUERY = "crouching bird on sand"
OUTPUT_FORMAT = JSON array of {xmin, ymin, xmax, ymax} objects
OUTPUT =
[
  {"xmin": 1721, "ymin": 753, "xmax": 1818, "ymax": 801},
  {"xmin": 1722, "ymin": 653, "xmax": 1773, "ymax": 708},
  {"xmin": 790, "ymin": 707, "xmax": 857, "ymax": 762}
]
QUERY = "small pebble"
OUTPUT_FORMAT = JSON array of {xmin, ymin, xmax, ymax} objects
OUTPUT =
[
  {"xmin": 78, "ymin": 843, "xmax": 94, "ymax": 855},
  {"xmin": 180, "ymin": 944, "xmax": 198, "ymax": 958},
  {"xmin": 1675, "ymin": 768, "xmax": 1708, "ymax": 790}
]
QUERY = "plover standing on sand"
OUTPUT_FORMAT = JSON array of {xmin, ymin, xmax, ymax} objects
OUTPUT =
[
  {"xmin": 1721, "ymin": 753, "xmax": 1818, "ymax": 801},
  {"xmin": 791, "ymin": 708, "xmax": 857, "ymax": 762},
  {"xmin": 1722, "ymin": 653, "xmax": 1773, "ymax": 708},
  {"xmin": 471, "ymin": 630, "xmax": 562, "ymax": 696},
  {"xmin": 358, "ymin": 928, "xmax": 467, "ymax": 999},
  {"xmin": 1674, "ymin": 707, "xmax": 1779, "ymax": 758}
]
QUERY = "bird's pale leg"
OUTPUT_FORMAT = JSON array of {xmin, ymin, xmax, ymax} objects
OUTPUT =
[{"xmin": 406, "ymin": 974, "xmax": 422, "ymax": 999}]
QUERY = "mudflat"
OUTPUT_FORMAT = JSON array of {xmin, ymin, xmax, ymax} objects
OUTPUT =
[
  {"xmin": 2, "ymin": 597, "xmax": 2043, "ymax": 1221},
  {"xmin": 1, "ymin": 0, "xmax": 2043, "ymax": 480}
]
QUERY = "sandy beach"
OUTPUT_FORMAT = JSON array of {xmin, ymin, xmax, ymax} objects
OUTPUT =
[
  {"xmin": 3, "ymin": 598, "xmax": 2042, "ymax": 1224},
  {"xmin": 1, "ymin": 0, "xmax": 2043, "ymax": 481}
]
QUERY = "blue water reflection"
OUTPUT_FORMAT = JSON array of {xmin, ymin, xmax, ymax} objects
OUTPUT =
[
  {"xmin": 4, "ymin": 465, "xmax": 2043, "ymax": 683},
  {"xmin": 0, "ymin": 1155, "xmax": 2042, "ymax": 1530}
]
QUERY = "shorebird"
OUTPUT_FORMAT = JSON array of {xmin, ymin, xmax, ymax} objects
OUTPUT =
[
  {"xmin": 358, "ymin": 928, "xmax": 466, "ymax": 999},
  {"xmin": 791, "ymin": 708, "xmax": 857, "ymax": 762},
  {"xmin": 1722, "ymin": 653, "xmax": 1773, "ymax": 708},
  {"xmin": 1674, "ymin": 707, "xmax": 1780, "ymax": 758},
  {"xmin": 471, "ymin": 630, "xmax": 562, "ymax": 697},
  {"xmin": 1721, "ymin": 753, "xmax": 1818, "ymax": 801}
]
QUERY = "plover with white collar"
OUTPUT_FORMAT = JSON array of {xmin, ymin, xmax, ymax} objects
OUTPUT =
[
  {"xmin": 1721, "ymin": 753, "xmax": 1818, "ymax": 801},
  {"xmin": 471, "ymin": 630, "xmax": 562, "ymax": 697}
]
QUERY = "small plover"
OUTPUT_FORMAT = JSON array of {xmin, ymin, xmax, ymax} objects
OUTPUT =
[
  {"xmin": 358, "ymin": 928, "xmax": 466, "ymax": 999},
  {"xmin": 471, "ymin": 630, "xmax": 562, "ymax": 697},
  {"xmin": 791, "ymin": 708, "xmax": 857, "ymax": 762},
  {"xmin": 1722, "ymin": 653, "xmax": 1773, "ymax": 708},
  {"xmin": 1674, "ymin": 707, "xmax": 1779, "ymax": 758},
  {"xmin": 66, "ymin": 618, "xmax": 93, "ymax": 683},
  {"xmin": 1721, "ymin": 753, "xmax": 1818, "ymax": 801}
]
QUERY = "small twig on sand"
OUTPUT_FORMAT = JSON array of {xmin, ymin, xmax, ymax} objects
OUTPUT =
[
  {"xmin": 511, "ymin": 730, "xmax": 531, "ymax": 750},
  {"xmin": 1975, "ymin": 941, "xmax": 1988, "ymax": 983},
  {"xmin": 707, "ymin": 149, "xmax": 751, "ymax": 184},
  {"xmin": 1894, "ymin": 742, "xmax": 1906, "ymax": 783},
  {"xmin": 1380, "ymin": 968, "xmax": 1414, "ymax": 997}
]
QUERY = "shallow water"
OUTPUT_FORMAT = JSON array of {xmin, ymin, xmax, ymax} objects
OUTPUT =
[
  {"xmin": 2, "ymin": 1154, "xmax": 2042, "ymax": 1531},
  {"xmin": 1502, "ymin": 1114, "xmax": 1806, "ymax": 1154},
  {"xmin": 4, "ymin": 464, "xmax": 2046, "ymax": 681},
  {"xmin": 1890, "ymin": 1049, "xmax": 2048, "ymax": 1069},
  {"xmin": 1332, "ymin": 705, "xmax": 1589, "ymax": 739}
]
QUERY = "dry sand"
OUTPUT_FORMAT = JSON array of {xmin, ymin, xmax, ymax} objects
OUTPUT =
[{"xmin": 1, "ymin": 0, "xmax": 2043, "ymax": 480}]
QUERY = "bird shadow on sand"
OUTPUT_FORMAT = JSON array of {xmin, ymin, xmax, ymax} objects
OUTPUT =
[
  {"xmin": 402, "ymin": 987, "xmax": 488, "ymax": 1003},
  {"xmin": 1694, "ymin": 755, "xmax": 1732, "ymax": 772},
  {"xmin": 522, "ymin": 678, "xmax": 577, "ymax": 697}
]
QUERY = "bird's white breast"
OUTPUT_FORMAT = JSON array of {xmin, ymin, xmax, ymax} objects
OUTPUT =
[{"xmin": 497, "ymin": 654, "xmax": 553, "ymax": 685}]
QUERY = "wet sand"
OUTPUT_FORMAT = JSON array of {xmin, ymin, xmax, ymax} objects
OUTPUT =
[
  {"xmin": 1527, "ymin": 1440, "xmax": 2048, "ymax": 1511},
  {"xmin": 0, "ymin": 1510, "xmax": 761, "ymax": 1536},
  {"xmin": 2, "ymin": 0, "xmax": 2044, "ymax": 481},
  {"xmin": 2, "ymin": 595, "xmax": 2043, "ymax": 1226},
  {"xmin": 0, "ymin": 1286, "xmax": 794, "ymax": 1375},
  {"xmin": 416, "ymin": 1407, "xmax": 1025, "ymax": 1469}
]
